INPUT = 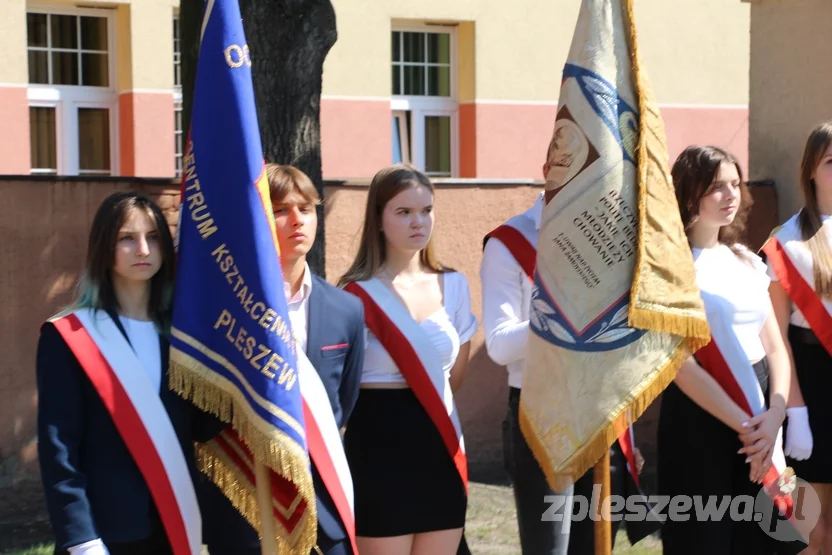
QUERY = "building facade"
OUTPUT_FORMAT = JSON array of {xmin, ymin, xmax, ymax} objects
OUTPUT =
[{"xmin": 0, "ymin": 0, "xmax": 751, "ymax": 181}]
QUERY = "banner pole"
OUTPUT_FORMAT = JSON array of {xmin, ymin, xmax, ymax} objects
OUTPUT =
[
  {"xmin": 255, "ymin": 460, "xmax": 277, "ymax": 555},
  {"xmin": 593, "ymin": 451, "xmax": 612, "ymax": 555}
]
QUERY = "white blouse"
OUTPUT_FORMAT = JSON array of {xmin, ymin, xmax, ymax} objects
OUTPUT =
[
  {"xmin": 361, "ymin": 272, "xmax": 478, "ymax": 385},
  {"xmin": 119, "ymin": 316, "xmax": 162, "ymax": 392},
  {"xmin": 693, "ymin": 244, "xmax": 771, "ymax": 362},
  {"xmin": 766, "ymin": 213, "xmax": 832, "ymax": 329}
]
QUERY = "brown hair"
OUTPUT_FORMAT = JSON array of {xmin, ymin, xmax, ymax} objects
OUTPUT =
[
  {"xmin": 265, "ymin": 164, "xmax": 321, "ymax": 206},
  {"xmin": 77, "ymin": 192, "xmax": 175, "ymax": 331},
  {"xmin": 672, "ymin": 145, "xmax": 752, "ymax": 250},
  {"xmin": 337, "ymin": 164, "xmax": 450, "ymax": 286},
  {"xmin": 797, "ymin": 121, "xmax": 832, "ymax": 298}
]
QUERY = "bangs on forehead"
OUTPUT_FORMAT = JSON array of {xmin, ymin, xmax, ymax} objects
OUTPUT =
[{"xmin": 273, "ymin": 187, "xmax": 317, "ymax": 206}]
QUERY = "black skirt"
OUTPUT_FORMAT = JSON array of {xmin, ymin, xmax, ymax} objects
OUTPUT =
[
  {"xmin": 658, "ymin": 358, "xmax": 803, "ymax": 555},
  {"xmin": 787, "ymin": 325, "xmax": 832, "ymax": 484},
  {"xmin": 343, "ymin": 388, "xmax": 466, "ymax": 537}
]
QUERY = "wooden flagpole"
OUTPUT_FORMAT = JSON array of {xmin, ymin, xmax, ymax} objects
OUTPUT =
[
  {"xmin": 255, "ymin": 460, "xmax": 277, "ymax": 555},
  {"xmin": 593, "ymin": 451, "xmax": 612, "ymax": 555}
]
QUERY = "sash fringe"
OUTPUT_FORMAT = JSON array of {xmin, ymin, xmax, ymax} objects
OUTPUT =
[
  {"xmin": 168, "ymin": 357, "xmax": 317, "ymax": 555},
  {"xmin": 519, "ymin": 338, "xmax": 694, "ymax": 492}
]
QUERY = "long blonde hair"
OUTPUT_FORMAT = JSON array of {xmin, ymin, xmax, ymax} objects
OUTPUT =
[
  {"xmin": 337, "ymin": 164, "xmax": 451, "ymax": 286},
  {"xmin": 797, "ymin": 121, "xmax": 832, "ymax": 298}
]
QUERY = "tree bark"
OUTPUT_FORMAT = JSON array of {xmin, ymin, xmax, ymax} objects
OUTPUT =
[{"xmin": 181, "ymin": 0, "xmax": 337, "ymax": 277}]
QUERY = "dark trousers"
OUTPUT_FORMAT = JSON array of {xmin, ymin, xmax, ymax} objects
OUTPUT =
[
  {"xmin": 504, "ymin": 387, "xmax": 574, "ymax": 555},
  {"xmin": 567, "ymin": 441, "xmax": 626, "ymax": 554}
]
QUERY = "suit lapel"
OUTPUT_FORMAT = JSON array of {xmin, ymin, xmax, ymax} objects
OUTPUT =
[{"xmin": 307, "ymin": 277, "xmax": 323, "ymax": 370}]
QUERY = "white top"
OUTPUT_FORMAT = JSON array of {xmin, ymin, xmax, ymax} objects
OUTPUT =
[
  {"xmin": 480, "ymin": 194, "xmax": 543, "ymax": 389},
  {"xmin": 283, "ymin": 263, "xmax": 313, "ymax": 352},
  {"xmin": 119, "ymin": 316, "xmax": 162, "ymax": 392},
  {"xmin": 693, "ymin": 244, "xmax": 771, "ymax": 362},
  {"xmin": 766, "ymin": 213, "xmax": 832, "ymax": 329},
  {"xmin": 361, "ymin": 272, "xmax": 478, "ymax": 385}
]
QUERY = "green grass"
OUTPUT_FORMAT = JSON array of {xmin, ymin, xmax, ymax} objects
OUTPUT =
[
  {"xmin": 466, "ymin": 481, "xmax": 661, "ymax": 554},
  {"xmin": 2, "ymin": 483, "xmax": 661, "ymax": 554},
  {"xmin": 2, "ymin": 545, "xmax": 52, "ymax": 555}
]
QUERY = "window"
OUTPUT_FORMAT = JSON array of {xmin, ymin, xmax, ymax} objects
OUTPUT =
[
  {"xmin": 173, "ymin": 14, "xmax": 184, "ymax": 178},
  {"xmin": 391, "ymin": 27, "xmax": 457, "ymax": 177},
  {"xmin": 27, "ymin": 8, "xmax": 116, "ymax": 175}
]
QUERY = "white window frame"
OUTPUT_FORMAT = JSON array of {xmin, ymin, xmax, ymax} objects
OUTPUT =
[
  {"xmin": 26, "ymin": 5, "xmax": 118, "ymax": 176},
  {"xmin": 174, "ymin": 11, "xmax": 184, "ymax": 179},
  {"xmin": 391, "ymin": 23, "xmax": 459, "ymax": 178}
]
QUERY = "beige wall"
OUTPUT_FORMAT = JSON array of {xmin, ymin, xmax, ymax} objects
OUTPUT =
[
  {"xmin": 0, "ymin": 0, "xmax": 27, "ymax": 84},
  {"xmin": 0, "ymin": 1, "xmax": 176, "ymax": 90},
  {"xmin": 117, "ymin": 0, "xmax": 178, "ymax": 91},
  {"xmin": 325, "ymin": 0, "xmax": 749, "ymax": 104},
  {"xmin": 748, "ymin": 0, "xmax": 832, "ymax": 221}
]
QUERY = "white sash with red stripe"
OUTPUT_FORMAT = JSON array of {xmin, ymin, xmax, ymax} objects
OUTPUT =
[
  {"xmin": 344, "ymin": 279, "xmax": 468, "ymax": 490},
  {"xmin": 486, "ymin": 218, "xmax": 642, "ymax": 487},
  {"xmin": 763, "ymin": 214, "xmax": 832, "ymax": 354},
  {"xmin": 694, "ymin": 313, "xmax": 795, "ymax": 516},
  {"xmin": 484, "ymin": 216, "xmax": 539, "ymax": 281},
  {"xmin": 51, "ymin": 309, "xmax": 201, "ymax": 555},
  {"xmin": 296, "ymin": 348, "xmax": 357, "ymax": 554}
]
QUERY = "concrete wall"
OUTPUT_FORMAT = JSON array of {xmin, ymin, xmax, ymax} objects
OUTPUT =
[
  {"xmin": 0, "ymin": 178, "xmax": 180, "ymax": 488},
  {"xmin": 748, "ymin": 0, "xmax": 832, "ymax": 222},
  {"xmin": 0, "ymin": 176, "xmax": 779, "ymax": 519}
]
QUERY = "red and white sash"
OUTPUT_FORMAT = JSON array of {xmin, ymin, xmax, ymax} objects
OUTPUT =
[
  {"xmin": 694, "ymin": 316, "xmax": 795, "ymax": 517},
  {"xmin": 296, "ymin": 348, "xmax": 358, "ymax": 554},
  {"xmin": 763, "ymin": 214, "xmax": 832, "ymax": 355},
  {"xmin": 344, "ymin": 279, "xmax": 468, "ymax": 491},
  {"xmin": 50, "ymin": 309, "xmax": 201, "ymax": 555},
  {"xmin": 483, "ymin": 216, "xmax": 538, "ymax": 281},
  {"xmin": 484, "ymin": 220, "xmax": 641, "ymax": 487}
]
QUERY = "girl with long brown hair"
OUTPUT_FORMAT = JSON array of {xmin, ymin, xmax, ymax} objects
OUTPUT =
[
  {"xmin": 763, "ymin": 121, "xmax": 832, "ymax": 554},
  {"xmin": 339, "ymin": 164, "xmax": 477, "ymax": 555},
  {"xmin": 36, "ymin": 192, "xmax": 220, "ymax": 555},
  {"xmin": 658, "ymin": 146, "xmax": 801, "ymax": 554}
]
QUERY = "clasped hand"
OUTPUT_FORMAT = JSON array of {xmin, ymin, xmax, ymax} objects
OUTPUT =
[{"xmin": 737, "ymin": 407, "xmax": 784, "ymax": 484}]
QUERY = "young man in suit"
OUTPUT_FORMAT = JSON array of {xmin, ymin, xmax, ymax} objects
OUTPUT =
[{"xmin": 201, "ymin": 164, "xmax": 365, "ymax": 555}]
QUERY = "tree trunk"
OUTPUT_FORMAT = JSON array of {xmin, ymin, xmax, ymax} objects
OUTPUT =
[{"xmin": 181, "ymin": 0, "xmax": 337, "ymax": 278}]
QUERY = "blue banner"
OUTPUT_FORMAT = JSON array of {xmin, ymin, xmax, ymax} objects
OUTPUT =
[{"xmin": 168, "ymin": 0, "xmax": 315, "ymax": 550}]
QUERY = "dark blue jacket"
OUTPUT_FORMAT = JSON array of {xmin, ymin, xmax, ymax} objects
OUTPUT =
[
  {"xmin": 201, "ymin": 275, "xmax": 364, "ymax": 554},
  {"xmin": 36, "ymin": 318, "xmax": 222, "ymax": 551}
]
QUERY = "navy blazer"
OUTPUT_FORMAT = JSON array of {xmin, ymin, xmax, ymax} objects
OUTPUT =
[
  {"xmin": 36, "ymin": 319, "xmax": 222, "ymax": 551},
  {"xmin": 202, "ymin": 275, "xmax": 365, "ymax": 554}
]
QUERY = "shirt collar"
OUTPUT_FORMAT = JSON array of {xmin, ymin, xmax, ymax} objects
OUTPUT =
[
  {"xmin": 283, "ymin": 262, "xmax": 313, "ymax": 304},
  {"xmin": 530, "ymin": 192, "xmax": 544, "ymax": 231}
]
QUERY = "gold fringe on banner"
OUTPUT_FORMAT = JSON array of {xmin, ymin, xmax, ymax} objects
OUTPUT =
[
  {"xmin": 196, "ymin": 441, "xmax": 316, "ymax": 555},
  {"xmin": 518, "ymin": 0, "xmax": 712, "ymax": 494},
  {"xmin": 623, "ymin": 0, "xmax": 711, "ymax": 350},
  {"xmin": 168, "ymin": 339, "xmax": 317, "ymax": 555},
  {"xmin": 520, "ymin": 344, "xmax": 689, "ymax": 492}
]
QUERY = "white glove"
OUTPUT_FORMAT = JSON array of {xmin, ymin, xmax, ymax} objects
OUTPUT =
[
  {"xmin": 784, "ymin": 406, "xmax": 813, "ymax": 461},
  {"xmin": 68, "ymin": 539, "xmax": 110, "ymax": 555}
]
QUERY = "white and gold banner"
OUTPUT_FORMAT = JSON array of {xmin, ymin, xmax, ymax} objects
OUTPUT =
[{"xmin": 520, "ymin": 0, "xmax": 710, "ymax": 492}]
